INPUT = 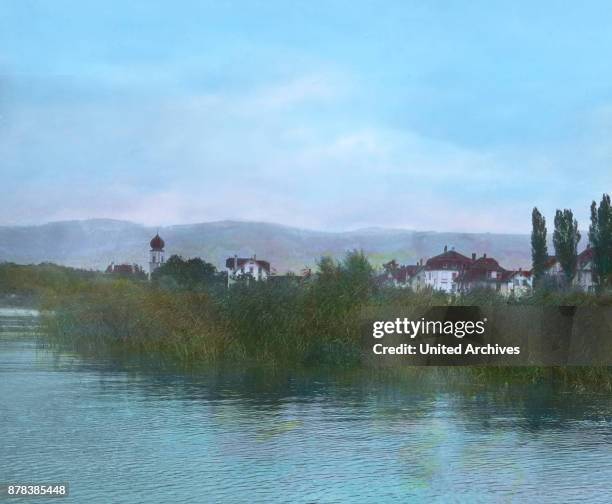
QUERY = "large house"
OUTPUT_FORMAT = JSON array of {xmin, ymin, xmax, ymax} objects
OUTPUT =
[
  {"xmin": 455, "ymin": 254, "xmax": 506, "ymax": 293},
  {"xmin": 381, "ymin": 246, "xmax": 534, "ymax": 296},
  {"xmin": 226, "ymin": 255, "xmax": 271, "ymax": 286},
  {"xmin": 422, "ymin": 246, "xmax": 473, "ymax": 293},
  {"xmin": 383, "ymin": 243, "xmax": 597, "ymax": 295}
]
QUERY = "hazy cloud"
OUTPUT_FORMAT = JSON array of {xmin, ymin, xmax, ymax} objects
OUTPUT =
[{"xmin": 2, "ymin": 1, "xmax": 612, "ymax": 233}]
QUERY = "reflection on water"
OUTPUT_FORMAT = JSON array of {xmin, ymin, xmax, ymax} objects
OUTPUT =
[{"xmin": 2, "ymin": 311, "xmax": 612, "ymax": 503}]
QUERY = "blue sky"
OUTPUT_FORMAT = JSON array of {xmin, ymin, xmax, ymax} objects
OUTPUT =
[{"xmin": 1, "ymin": 0, "xmax": 612, "ymax": 232}]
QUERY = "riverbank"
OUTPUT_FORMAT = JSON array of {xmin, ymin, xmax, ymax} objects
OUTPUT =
[
  {"xmin": 3, "ymin": 258, "xmax": 612, "ymax": 389},
  {"xmin": 41, "ymin": 295, "xmax": 612, "ymax": 391}
]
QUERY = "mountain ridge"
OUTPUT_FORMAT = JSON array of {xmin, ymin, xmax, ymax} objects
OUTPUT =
[{"xmin": 0, "ymin": 219, "xmax": 533, "ymax": 272}]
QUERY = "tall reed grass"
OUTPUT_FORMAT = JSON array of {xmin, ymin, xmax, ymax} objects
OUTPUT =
[{"xmin": 5, "ymin": 258, "xmax": 612, "ymax": 387}]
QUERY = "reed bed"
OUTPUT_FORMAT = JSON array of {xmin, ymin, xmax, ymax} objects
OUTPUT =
[{"xmin": 3, "ymin": 259, "xmax": 612, "ymax": 388}]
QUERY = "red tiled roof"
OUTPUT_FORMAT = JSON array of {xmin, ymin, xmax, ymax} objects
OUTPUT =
[
  {"xmin": 455, "ymin": 254, "xmax": 506, "ymax": 284},
  {"xmin": 470, "ymin": 257, "xmax": 501, "ymax": 270},
  {"xmin": 106, "ymin": 263, "xmax": 143, "ymax": 275},
  {"xmin": 425, "ymin": 250, "xmax": 473, "ymax": 271}
]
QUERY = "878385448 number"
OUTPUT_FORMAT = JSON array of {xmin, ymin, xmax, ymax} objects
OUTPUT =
[{"xmin": 2, "ymin": 483, "xmax": 69, "ymax": 498}]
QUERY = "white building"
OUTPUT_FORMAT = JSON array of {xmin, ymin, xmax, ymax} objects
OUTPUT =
[
  {"xmin": 226, "ymin": 255, "xmax": 271, "ymax": 286},
  {"xmin": 148, "ymin": 233, "xmax": 165, "ymax": 278},
  {"xmin": 500, "ymin": 270, "xmax": 532, "ymax": 297},
  {"xmin": 394, "ymin": 247, "xmax": 533, "ymax": 297},
  {"xmin": 422, "ymin": 246, "xmax": 473, "ymax": 293}
]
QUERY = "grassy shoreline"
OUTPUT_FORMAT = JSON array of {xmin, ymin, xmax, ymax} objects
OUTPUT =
[{"xmin": 3, "ymin": 260, "xmax": 612, "ymax": 389}]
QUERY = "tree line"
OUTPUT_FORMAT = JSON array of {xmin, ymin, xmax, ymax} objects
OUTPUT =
[{"xmin": 531, "ymin": 193, "xmax": 612, "ymax": 290}]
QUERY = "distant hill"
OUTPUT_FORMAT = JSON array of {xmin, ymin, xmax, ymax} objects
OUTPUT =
[{"xmin": 0, "ymin": 219, "xmax": 533, "ymax": 272}]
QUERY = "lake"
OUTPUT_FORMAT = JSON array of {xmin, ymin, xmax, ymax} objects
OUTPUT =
[{"xmin": 2, "ymin": 308, "xmax": 612, "ymax": 503}]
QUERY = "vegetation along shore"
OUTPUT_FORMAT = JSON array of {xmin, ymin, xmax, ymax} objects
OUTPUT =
[{"xmin": 1, "ymin": 194, "xmax": 612, "ymax": 389}]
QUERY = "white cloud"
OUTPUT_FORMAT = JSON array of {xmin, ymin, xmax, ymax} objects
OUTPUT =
[{"xmin": 1, "ymin": 72, "xmax": 610, "ymax": 234}]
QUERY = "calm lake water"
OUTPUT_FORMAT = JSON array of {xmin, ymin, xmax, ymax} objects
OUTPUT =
[{"xmin": 2, "ymin": 309, "xmax": 612, "ymax": 503}]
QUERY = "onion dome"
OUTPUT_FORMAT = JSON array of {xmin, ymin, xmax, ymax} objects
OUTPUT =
[{"xmin": 150, "ymin": 233, "xmax": 165, "ymax": 251}]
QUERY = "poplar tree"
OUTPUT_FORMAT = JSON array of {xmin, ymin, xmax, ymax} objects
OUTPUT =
[
  {"xmin": 531, "ymin": 207, "xmax": 548, "ymax": 287},
  {"xmin": 589, "ymin": 194, "xmax": 612, "ymax": 289},
  {"xmin": 553, "ymin": 209, "xmax": 581, "ymax": 286}
]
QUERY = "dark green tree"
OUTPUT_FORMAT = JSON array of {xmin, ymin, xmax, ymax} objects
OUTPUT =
[
  {"xmin": 589, "ymin": 194, "xmax": 612, "ymax": 289},
  {"xmin": 531, "ymin": 207, "xmax": 548, "ymax": 287},
  {"xmin": 553, "ymin": 209, "xmax": 581, "ymax": 286},
  {"xmin": 338, "ymin": 249, "xmax": 375, "ymax": 304},
  {"xmin": 311, "ymin": 250, "xmax": 374, "ymax": 315},
  {"xmin": 152, "ymin": 255, "xmax": 220, "ymax": 290}
]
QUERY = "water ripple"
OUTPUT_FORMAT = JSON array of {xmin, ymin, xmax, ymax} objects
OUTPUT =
[{"xmin": 2, "ymin": 333, "xmax": 612, "ymax": 503}]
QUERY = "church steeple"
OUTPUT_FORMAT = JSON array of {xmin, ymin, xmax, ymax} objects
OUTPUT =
[{"xmin": 149, "ymin": 231, "xmax": 165, "ymax": 277}]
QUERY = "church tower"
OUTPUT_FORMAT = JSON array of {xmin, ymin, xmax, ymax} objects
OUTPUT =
[{"xmin": 149, "ymin": 232, "xmax": 165, "ymax": 278}]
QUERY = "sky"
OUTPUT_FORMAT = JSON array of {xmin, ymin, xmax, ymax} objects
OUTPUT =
[{"xmin": 1, "ymin": 0, "xmax": 612, "ymax": 233}]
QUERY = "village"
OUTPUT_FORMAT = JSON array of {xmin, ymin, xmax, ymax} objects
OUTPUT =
[
  {"xmin": 103, "ymin": 232, "xmax": 597, "ymax": 296},
  {"xmin": 379, "ymin": 245, "xmax": 595, "ymax": 296}
]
